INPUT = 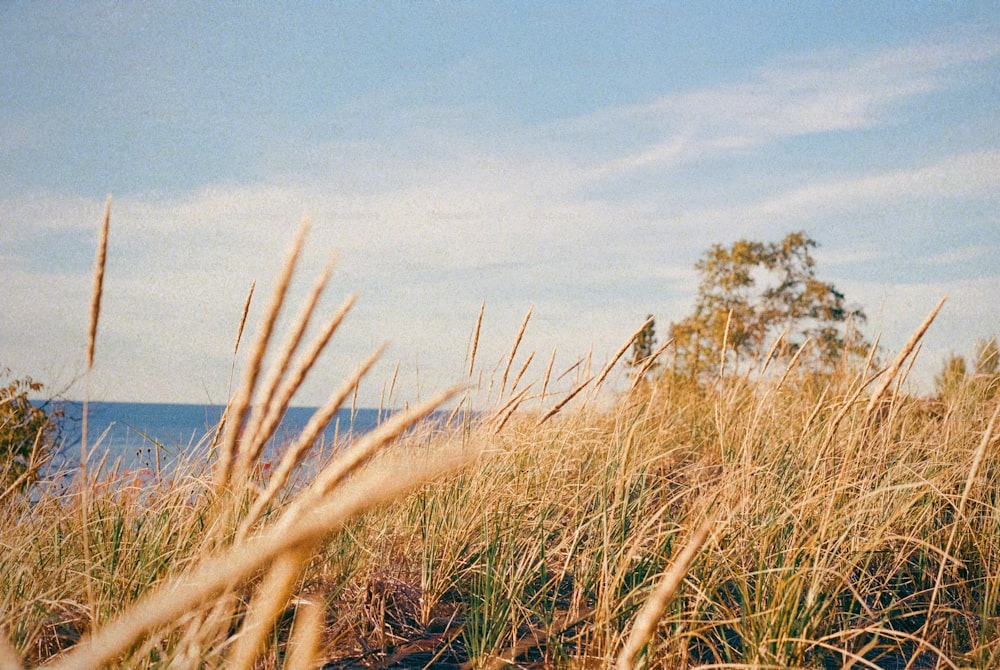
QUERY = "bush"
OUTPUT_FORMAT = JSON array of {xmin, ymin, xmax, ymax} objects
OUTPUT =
[{"xmin": 0, "ymin": 369, "xmax": 60, "ymax": 493}]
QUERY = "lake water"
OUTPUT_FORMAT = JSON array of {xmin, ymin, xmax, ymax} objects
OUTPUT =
[{"xmin": 46, "ymin": 401, "xmax": 387, "ymax": 476}]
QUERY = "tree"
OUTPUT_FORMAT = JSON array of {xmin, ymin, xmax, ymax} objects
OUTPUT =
[
  {"xmin": 934, "ymin": 337, "xmax": 999, "ymax": 400},
  {"xmin": 934, "ymin": 353, "xmax": 967, "ymax": 398},
  {"xmin": 1, "ymin": 369, "xmax": 61, "ymax": 493},
  {"xmin": 668, "ymin": 232, "xmax": 867, "ymax": 378},
  {"xmin": 629, "ymin": 315, "xmax": 658, "ymax": 372}
]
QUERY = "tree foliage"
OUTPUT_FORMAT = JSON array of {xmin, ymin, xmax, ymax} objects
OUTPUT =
[
  {"xmin": 668, "ymin": 232, "xmax": 867, "ymax": 378},
  {"xmin": 1, "ymin": 369, "xmax": 60, "ymax": 492},
  {"xmin": 934, "ymin": 337, "xmax": 1000, "ymax": 400},
  {"xmin": 629, "ymin": 315, "xmax": 657, "ymax": 371}
]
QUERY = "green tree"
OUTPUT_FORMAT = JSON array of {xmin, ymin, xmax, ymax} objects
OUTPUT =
[
  {"xmin": 668, "ymin": 232, "xmax": 867, "ymax": 378},
  {"xmin": 1, "ymin": 369, "xmax": 60, "ymax": 493}
]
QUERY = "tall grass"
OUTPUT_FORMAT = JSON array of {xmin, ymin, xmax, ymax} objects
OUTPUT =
[{"xmin": 1, "ymin": 209, "xmax": 998, "ymax": 669}]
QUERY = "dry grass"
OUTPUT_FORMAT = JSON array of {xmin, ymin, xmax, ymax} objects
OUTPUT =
[{"xmin": 1, "ymin": 210, "xmax": 998, "ymax": 669}]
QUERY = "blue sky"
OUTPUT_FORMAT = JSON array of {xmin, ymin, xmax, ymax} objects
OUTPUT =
[{"xmin": 2, "ymin": 3, "xmax": 998, "ymax": 406}]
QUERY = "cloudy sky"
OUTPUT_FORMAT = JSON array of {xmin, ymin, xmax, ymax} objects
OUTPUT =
[{"xmin": 2, "ymin": 3, "xmax": 998, "ymax": 407}]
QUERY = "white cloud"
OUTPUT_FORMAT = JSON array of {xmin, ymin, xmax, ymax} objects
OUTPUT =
[
  {"xmin": 747, "ymin": 150, "xmax": 1000, "ymax": 220},
  {"xmin": 555, "ymin": 35, "xmax": 1000, "ymax": 180},
  {"xmin": 921, "ymin": 246, "xmax": 995, "ymax": 267}
]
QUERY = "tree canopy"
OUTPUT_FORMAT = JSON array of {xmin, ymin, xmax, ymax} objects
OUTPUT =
[{"xmin": 667, "ymin": 232, "xmax": 867, "ymax": 378}]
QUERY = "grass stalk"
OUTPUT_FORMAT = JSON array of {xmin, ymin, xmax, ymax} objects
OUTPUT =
[
  {"xmin": 236, "ymin": 344, "xmax": 386, "ymax": 538},
  {"xmin": 233, "ymin": 254, "xmax": 339, "ymax": 476},
  {"xmin": 215, "ymin": 219, "xmax": 310, "ymax": 490},
  {"xmin": 865, "ymin": 296, "xmax": 946, "ymax": 416},
  {"xmin": 85, "ymin": 196, "xmax": 111, "ymax": 372},
  {"xmin": 468, "ymin": 300, "xmax": 486, "ymax": 380},
  {"xmin": 284, "ymin": 598, "xmax": 324, "ymax": 670},
  {"xmin": 0, "ymin": 630, "xmax": 24, "ymax": 670},
  {"xmin": 500, "ymin": 305, "xmax": 532, "ymax": 398},
  {"xmin": 617, "ymin": 510, "xmax": 720, "ymax": 670},
  {"xmin": 227, "ymin": 548, "xmax": 309, "ymax": 670},
  {"xmin": 591, "ymin": 315, "xmax": 654, "ymax": 398}
]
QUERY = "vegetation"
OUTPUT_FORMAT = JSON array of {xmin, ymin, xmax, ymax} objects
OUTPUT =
[
  {"xmin": 628, "ymin": 315, "xmax": 658, "ymax": 378},
  {"xmin": 935, "ymin": 337, "xmax": 1000, "ymax": 402},
  {"xmin": 0, "ymin": 369, "xmax": 60, "ymax": 497},
  {"xmin": 668, "ymin": 232, "xmax": 868, "ymax": 379},
  {"xmin": 1, "ymin": 216, "xmax": 998, "ymax": 669}
]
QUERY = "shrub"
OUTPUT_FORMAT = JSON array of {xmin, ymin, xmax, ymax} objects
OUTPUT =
[{"xmin": 0, "ymin": 369, "xmax": 60, "ymax": 493}]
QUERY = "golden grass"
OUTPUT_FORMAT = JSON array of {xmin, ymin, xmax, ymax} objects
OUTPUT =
[
  {"xmin": 2, "ymin": 209, "xmax": 998, "ymax": 669},
  {"xmin": 85, "ymin": 195, "xmax": 111, "ymax": 372},
  {"xmin": 865, "ymin": 296, "xmax": 947, "ymax": 416},
  {"xmin": 215, "ymin": 219, "xmax": 310, "ymax": 490},
  {"xmin": 500, "ymin": 305, "xmax": 532, "ymax": 398},
  {"xmin": 616, "ymin": 509, "xmax": 720, "ymax": 670}
]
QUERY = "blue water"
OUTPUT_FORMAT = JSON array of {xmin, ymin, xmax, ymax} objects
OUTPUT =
[{"xmin": 46, "ymin": 401, "xmax": 387, "ymax": 476}]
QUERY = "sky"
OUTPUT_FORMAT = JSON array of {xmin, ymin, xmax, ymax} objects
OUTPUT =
[{"xmin": 2, "ymin": 2, "xmax": 998, "ymax": 407}]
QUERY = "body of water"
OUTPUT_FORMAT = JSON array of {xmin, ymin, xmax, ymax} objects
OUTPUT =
[{"xmin": 45, "ymin": 401, "xmax": 387, "ymax": 476}]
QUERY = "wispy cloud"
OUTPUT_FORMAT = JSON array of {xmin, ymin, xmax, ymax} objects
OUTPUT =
[
  {"xmin": 559, "ymin": 35, "xmax": 1000, "ymax": 179},
  {"xmin": 746, "ymin": 150, "xmax": 1000, "ymax": 220},
  {"xmin": 921, "ymin": 246, "xmax": 996, "ymax": 267}
]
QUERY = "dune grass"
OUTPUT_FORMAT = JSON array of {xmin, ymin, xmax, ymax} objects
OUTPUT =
[{"xmin": 1, "ymin": 211, "xmax": 998, "ymax": 669}]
